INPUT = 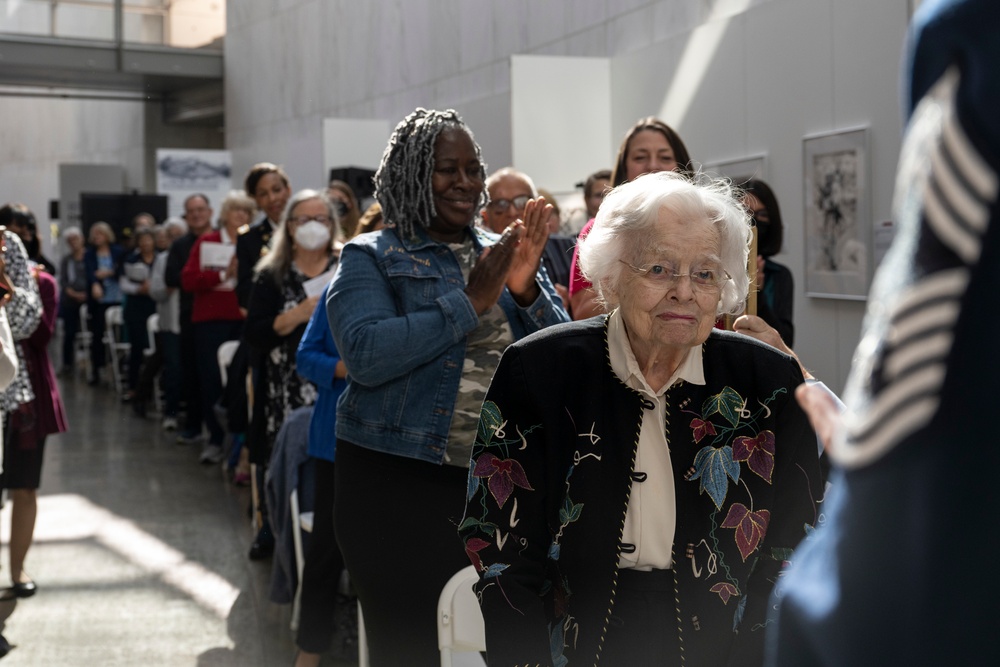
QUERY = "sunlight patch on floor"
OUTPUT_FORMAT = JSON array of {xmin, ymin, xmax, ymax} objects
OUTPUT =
[{"xmin": 8, "ymin": 493, "xmax": 240, "ymax": 619}]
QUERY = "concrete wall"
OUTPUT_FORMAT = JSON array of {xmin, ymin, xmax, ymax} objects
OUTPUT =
[
  {"xmin": 0, "ymin": 97, "xmax": 145, "ymax": 257},
  {"xmin": 226, "ymin": 0, "xmax": 912, "ymax": 392},
  {"xmin": 0, "ymin": 95, "xmax": 221, "ymax": 260}
]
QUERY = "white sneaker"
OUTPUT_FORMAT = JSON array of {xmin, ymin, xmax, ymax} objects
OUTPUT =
[
  {"xmin": 199, "ymin": 444, "xmax": 225, "ymax": 464},
  {"xmin": 162, "ymin": 416, "xmax": 178, "ymax": 431}
]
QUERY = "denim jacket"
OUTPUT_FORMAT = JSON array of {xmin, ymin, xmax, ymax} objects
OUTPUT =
[{"xmin": 327, "ymin": 223, "xmax": 570, "ymax": 464}]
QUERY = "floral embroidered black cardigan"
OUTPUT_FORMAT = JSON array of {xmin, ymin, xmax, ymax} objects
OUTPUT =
[{"xmin": 459, "ymin": 317, "xmax": 823, "ymax": 667}]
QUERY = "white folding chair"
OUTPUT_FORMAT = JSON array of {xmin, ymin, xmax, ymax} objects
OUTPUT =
[
  {"xmin": 75, "ymin": 303, "xmax": 93, "ymax": 379},
  {"xmin": 216, "ymin": 339, "xmax": 240, "ymax": 387},
  {"xmin": 145, "ymin": 313, "xmax": 159, "ymax": 356},
  {"xmin": 438, "ymin": 565, "xmax": 486, "ymax": 667},
  {"xmin": 103, "ymin": 305, "xmax": 130, "ymax": 395},
  {"xmin": 289, "ymin": 487, "xmax": 315, "ymax": 633},
  {"xmin": 144, "ymin": 313, "xmax": 162, "ymax": 413}
]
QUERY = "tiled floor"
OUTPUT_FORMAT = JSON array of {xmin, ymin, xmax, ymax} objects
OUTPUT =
[{"xmin": 0, "ymin": 374, "xmax": 355, "ymax": 666}]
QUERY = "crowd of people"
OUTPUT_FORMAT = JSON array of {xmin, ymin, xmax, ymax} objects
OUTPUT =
[
  {"xmin": 0, "ymin": 110, "xmax": 805, "ymax": 666},
  {"xmin": 6, "ymin": 1, "xmax": 993, "ymax": 657}
]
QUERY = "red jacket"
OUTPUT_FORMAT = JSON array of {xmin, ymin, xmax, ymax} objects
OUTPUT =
[{"xmin": 181, "ymin": 230, "xmax": 244, "ymax": 323}]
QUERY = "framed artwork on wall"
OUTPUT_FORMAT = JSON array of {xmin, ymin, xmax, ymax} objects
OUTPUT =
[
  {"xmin": 803, "ymin": 127, "xmax": 871, "ymax": 300},
  {"xmin": 704, "ymin": 154, "xmax": 767, "ymax": 186}
]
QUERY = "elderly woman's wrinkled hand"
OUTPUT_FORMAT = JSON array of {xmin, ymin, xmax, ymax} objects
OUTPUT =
[
  {"xmin": 466, "ymin": 223, "xmax": 524, "ymax": 314},
  {"xmin": 505, "ymin": 197, "xmax": 551, "ymax": 303}
]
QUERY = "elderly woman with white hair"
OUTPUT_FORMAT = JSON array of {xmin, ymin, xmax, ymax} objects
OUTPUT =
[{"xmin": 460, "ymin": 171, "xmax": 823, "ymax": 667}]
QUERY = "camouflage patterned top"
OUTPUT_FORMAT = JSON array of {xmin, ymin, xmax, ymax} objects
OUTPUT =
[{"xmin": 443, "ymin": 238, "xmax": 514, "ymax": 467}]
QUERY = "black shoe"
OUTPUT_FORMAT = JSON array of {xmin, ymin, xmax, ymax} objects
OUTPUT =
[
  {"xmin": 10, "ymin": 581, "xmax": 35, "ymax": 598},
  {"xmin": 248, "ymin": 527, "xmax": 274, "ymax": 561},
  {"xmin": 0, "ymin": 632, "xmax": 11, "ymax": 658}
]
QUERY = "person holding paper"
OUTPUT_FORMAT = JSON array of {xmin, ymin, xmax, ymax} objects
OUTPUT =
[
  {"xmin": 244, "ymin": 189, "xmax": 340, "ymax": 475},
  {"xmin": 84, "ymin": 221, "xmax": 123, "ymax": 386},
  {"xmin": 181, "ymin": 191, "xmax": 256, "ymax": 464},
  {"xmin": 119, "ymin": 227, "xmax": 158, "ymax": 400}
]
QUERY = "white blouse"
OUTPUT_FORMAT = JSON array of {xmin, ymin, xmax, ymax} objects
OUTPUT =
[{"xmin": 607, "ymin": 309, "xmax": 706, "ymax": 571}]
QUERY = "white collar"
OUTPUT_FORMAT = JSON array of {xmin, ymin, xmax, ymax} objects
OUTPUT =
[{"xmin": 607, "ymin": 309, "xmax": 705, "ymax": 397}]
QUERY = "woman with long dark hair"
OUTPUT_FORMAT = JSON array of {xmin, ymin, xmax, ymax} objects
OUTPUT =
[{"xmin": 569, "ymin": 117, "xmax": 693, "ymax": 320}]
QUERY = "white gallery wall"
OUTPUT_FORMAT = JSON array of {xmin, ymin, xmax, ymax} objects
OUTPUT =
[
  {"xmin": 0, "ymin": 97, "xmax": 146, "ymax": 258},
  {"xmin": 226, "ymin": 0, "xmax": 911, "ymax": 391}
]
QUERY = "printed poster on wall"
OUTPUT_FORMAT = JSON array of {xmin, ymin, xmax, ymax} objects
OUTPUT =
[{"xmin": 156, "ymin": 149, "xmax": 233, "ymax": 220}]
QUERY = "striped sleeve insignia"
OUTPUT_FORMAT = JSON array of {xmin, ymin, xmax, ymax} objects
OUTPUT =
[{"xmin": 833, "ymin": 66, "xmax": 999, "ymax": 468}]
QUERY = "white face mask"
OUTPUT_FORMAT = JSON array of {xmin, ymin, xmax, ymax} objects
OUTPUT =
[{"xmin": 294, "ymin": 220, "xmax": 331, "ymax": 250}]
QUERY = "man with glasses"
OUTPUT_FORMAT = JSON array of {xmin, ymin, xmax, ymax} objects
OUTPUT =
[
  {"xmin": 481, "ymin": 167, "xmax": 573, "ymax": 312},
  {"xmin": 480, "ymin": 167, "xmax": 535, "ymax": 234}
]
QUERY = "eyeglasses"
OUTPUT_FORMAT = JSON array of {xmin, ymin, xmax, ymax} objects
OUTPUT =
[
  {"xmin": 487, "ymin": 195, "xmax": 530, "ymax": 213},
  {"xmin": 289, "ymin": 215, "xmax": 332, "ymax": 226},
  {"xmin": 619, "ymin": 259, "xmax": 731, "ymax": 292}
]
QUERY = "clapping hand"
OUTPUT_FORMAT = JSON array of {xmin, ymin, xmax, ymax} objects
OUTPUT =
[
  {"xmin": 505, "ymin": 198, "xmax": 550, "ymax": 304},
  {"xmin": 465, "ymin": 224, "xmax": 523, "ymax": 315}
]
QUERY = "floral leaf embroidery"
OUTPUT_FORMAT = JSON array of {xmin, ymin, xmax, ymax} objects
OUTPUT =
[
  {"xmin": 721, "ymin": 503, "xmax": 771, "ymax": 561},
  {"xmin": 701, "ymin": 386, "xmax": 744, "ymax": 427},
  {"xmin": 548, "ymin": 542, "xmax": 561, "ymax": 560},
  {"xmin": 690, "ymin": 418, "xmax": 717, "ymax": 443},
  {"xmin": 458, "ymin": 516, "xmax": 497, "ymax": 536},
  {"xmin": 465, "ymin": 537, "xmax": 490, "ymax": 570},
  {"xmin": 559, "ymin": 496, "xmax": 584, "ymax": 525},
  {"xmin": 466, "ymin": 469, "xmax": 480, "ymax": 501},
  {"xmin": 689, "ymin": 446, "xmax": 740, "ymax": 509},
  {"xmin": 472, "ymin": 453, "xmax": 534, "ymax": 509},
  {"xmin": 710, "ymin": 582, "xmax": 740, "ymax": 605},
  {"xmin": 477, "ymin": 400, "xmax": 504, "ymax": 444},
  {"xmin": 550, "ymin": 621, "xmax": 568, "ymax": 667},
  {"xmin": 732, "ymin": 430, "xmax": 776, "ymax": 483},
  {"xmin": 483, "ymin": 563, "xmax": 509, "ymax": 579}
]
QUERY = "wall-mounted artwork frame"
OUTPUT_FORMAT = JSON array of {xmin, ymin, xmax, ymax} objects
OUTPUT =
[
  {"xmin": 704, "ymin": 154, "xmax": 767, "ymax": 186},
  {"xmin": 803, "ymin": 127, "xmax": 870, "ymax": 300}
]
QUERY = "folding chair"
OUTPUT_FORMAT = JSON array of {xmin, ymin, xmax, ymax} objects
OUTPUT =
[
  {"xmin": 438, "ymin": 565, "xmax": 486, "ymax": 667},
  {"xmin": 103, "ymin": 305, "xmax": 130, "ymax": 395},
  {"xmin": 145, "ymin": 313, "xmax": 162, "ymax": 413},
  {"xmin": 289, "ymin": 487, "xmax": 315, "ymax": 632},
  {"xmin": 216, "ymin": 340, "xmax": 240, "ymax": 387}
]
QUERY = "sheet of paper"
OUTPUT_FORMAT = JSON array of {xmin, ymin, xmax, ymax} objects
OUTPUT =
[
  {"xmin": 200, "ymin": 241, "xmax": 235, "ymax": 270},
  {"xmin": 302, "ymin": 269, "xmax": 336, "ymax": 298},
  {"xmin": 124, "ymin": 262, "xmax": 150, "ymax": 282}
]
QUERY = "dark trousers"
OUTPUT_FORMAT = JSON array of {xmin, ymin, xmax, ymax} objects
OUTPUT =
[
  {"xmin": 297, "ymin": 458, "xmax": 346, "ymax": 653},
  {"xmin": 60, "ymin": 299, "xmax": 83, "ymax": 370},
  {"xmin": 194, "ymin": 320, "xmax": 243, "ymax": 445},
  {"xmin": 179, "ymin": 319, "xmax": 202, "ymax": 433},
  {"xmin": 601, "ymin": 568, "xmax": 681, "ymax": 666},
  {"xmin": 160, "ymin": 331, "xmax": 180, "ymax": 416},
  {"xmin": 88, "ymin": 301, "xmax": 109, "ymax": 375},
  {"xmin": 124, "ymin": 299, "xmax": 155, "ymax": 391},
  {"xmin": 133, "ymin": 330, "xmax": 181, "ymax": 417},
  {"xmin": 333, "ymin": 440, "xmax": 469, "ymax": 667}
]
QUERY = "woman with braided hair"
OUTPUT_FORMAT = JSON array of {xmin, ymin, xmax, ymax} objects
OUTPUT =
[{"xmin": 326, "ymin": 108, "xmax": 569, "ymax": 665}]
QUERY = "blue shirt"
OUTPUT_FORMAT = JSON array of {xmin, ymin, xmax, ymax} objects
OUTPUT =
[{"xmin": 295, "ymin": 283, "xmax": 346, "ymax": 462}]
